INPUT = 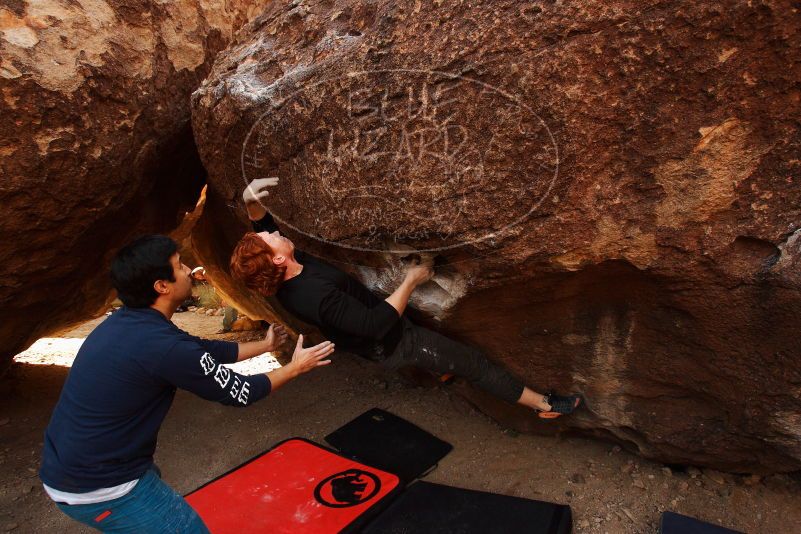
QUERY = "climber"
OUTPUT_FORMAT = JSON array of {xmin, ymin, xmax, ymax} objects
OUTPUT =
[
  {"xmin": 230, "ymin": 177, "xmax": 582, "ymax": 419},
  {"xmin": 40, "ymin": 235, "xmax": 335, "ymax": 533}
]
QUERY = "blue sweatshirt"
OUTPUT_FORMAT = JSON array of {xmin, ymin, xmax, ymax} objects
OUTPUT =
[{"xmin": 39, "ymin": 306, "xmax": 271, "ymax": 492}]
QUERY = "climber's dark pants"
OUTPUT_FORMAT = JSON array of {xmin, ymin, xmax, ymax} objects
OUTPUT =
[{"xmin": 380, "ymin": 319, "xmax": 525, "ymax": 404}]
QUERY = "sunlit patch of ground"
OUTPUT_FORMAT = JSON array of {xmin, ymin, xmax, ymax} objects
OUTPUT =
[
  {"xmin": 12, "ymin": 311, "xmax": 281, "ymax": 374},
  {"xmin": 13, "ymin": 338, "xmax": 87, "ymax": 367}
]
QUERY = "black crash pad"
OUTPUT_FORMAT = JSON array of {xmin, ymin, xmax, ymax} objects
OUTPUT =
[
  {"xmin": 660, "ymin": 511, "xmax": 743, "ymax": 534},
  {"xmin": 325, "ymin": 408, "xmax": 452, "ymax": 483},
  {"xmin": 361, "ymin": 480, "xmax": 572, "ymax": 534}
]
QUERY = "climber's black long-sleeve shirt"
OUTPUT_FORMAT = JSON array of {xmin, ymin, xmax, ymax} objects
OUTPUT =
[{"xmin": 253, "ymin": 213, "xmax": 403, "ymax": 359}]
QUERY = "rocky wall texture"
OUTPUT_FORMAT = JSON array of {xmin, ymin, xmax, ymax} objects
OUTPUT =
[
  {"xmin": 190, "ymin": 0, "xmax": 801, "ymax": 472},
  {"xmin": 0, "ymin": 0, "xmax": 264, "ymax": 364}
]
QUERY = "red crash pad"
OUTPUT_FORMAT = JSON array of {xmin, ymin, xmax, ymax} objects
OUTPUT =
[{"xmin": 185, "ymin": 438, "xmax": 400, "ymax": 533}]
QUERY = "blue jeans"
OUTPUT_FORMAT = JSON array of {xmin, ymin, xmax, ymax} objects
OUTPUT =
[{"xmin": 55, "ymin": 467, "xmax": 210, "ymax": 533}]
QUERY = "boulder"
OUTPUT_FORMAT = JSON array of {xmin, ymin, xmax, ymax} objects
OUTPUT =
[
  {"xmin": 0, "ymin": 0, "xmax": 261, "ymax": 365},
  {"xmin": 190, "ymin": 0, "xmax": 801, "ymax": 472}
]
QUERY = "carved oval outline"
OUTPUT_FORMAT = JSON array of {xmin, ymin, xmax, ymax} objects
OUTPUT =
[{"xmin": 240, "ymin": 68, "xmax": 559, "ymax": 254}]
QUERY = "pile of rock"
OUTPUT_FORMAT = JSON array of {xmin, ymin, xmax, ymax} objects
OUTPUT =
[{"xmin": 186, "ymin": 307, "xmax": 224, "ymax": 317}]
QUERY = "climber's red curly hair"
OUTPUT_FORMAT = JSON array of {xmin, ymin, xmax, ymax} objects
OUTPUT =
[{"xmin": 230, "ymin": 232, "xmax": 286, "ymax": 297}]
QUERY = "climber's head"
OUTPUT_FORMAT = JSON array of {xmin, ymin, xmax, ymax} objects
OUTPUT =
[{"xmin": 230, "ymin": 231, "xmax": 293, "ymax": 296}]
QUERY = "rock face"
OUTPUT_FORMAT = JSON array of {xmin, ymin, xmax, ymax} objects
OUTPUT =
[
  {"xmin": 191, "ymin": 0, "xmax": 801, "ymax": 472},
  {"xmin": 0, "ymin": 0, "xmax": 261, "ymax": 364}
]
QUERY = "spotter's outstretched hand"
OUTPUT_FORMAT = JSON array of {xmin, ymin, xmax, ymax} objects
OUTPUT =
[
  {"xmin": 263, "ymin": 323, "xmax": 289, "ymax": 352},
  {"xmin": 288, "ymin": 334, "xmax": 334, "ymax": 376}
]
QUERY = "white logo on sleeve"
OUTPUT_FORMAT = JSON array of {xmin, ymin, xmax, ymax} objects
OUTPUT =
[
  {"xmin": 230, "ymin": 376, "xmax": 242, "ymax": 400},
  {"xmin": 214, "ymin": 365, "xmax": 231, "ymax": 388},
  {"xmin": 199, "ymin": 351, "xmax": 250, "ymax": 405},
  {"xmin": 199, "ymin": 352, "xmax": 215, "ymax": 375},
  {"xmin": 237, "ymin": 381, "xmax": 251, "ymax": 405}
]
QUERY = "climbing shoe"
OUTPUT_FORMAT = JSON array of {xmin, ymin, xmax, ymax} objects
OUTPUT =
[{"xmin": 538, "ymin": 393, "xmax": 581, "ymax": 419}]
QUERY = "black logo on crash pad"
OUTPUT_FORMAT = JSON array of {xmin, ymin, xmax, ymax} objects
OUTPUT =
[{"xmin": 314, "ymin": 469, "xmax": 381, "ymax": 508}]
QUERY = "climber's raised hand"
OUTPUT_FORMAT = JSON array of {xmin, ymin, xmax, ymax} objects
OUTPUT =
[{"xmin": 243, "ymin": 177, "xmax": 278, "ymax": 220}]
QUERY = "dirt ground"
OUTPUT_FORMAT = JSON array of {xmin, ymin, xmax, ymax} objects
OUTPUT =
[{"xmin": 1, "ymin": 312, "xmax": 800, "ymax": 533}]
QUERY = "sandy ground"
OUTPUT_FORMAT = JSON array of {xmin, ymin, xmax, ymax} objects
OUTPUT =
[{"xmin": 1, "ymin": 312, "xmax": 800, "ymax": 533}]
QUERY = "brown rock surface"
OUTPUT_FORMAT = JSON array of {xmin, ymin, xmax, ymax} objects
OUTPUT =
[
  {"xmin": 190, "ymin": 1, "xmax": 801, "ymax": 472},
  {"xmin": 0, "ymin": 0, "xmax": 262, "ymax": 365}
]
